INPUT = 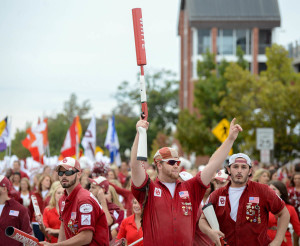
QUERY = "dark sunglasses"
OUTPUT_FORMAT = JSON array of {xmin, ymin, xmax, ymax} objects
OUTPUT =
[
  {"xmin": 157, "ymin": 159, "xmax": 181, "ymax": 166},
  {"xmin": 58, "ymin": 170, "xmax": 78, "ymax": 177}
]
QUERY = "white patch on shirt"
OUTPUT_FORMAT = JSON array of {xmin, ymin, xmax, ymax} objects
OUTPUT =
[
  {"xmin": 154, "ymin": 187, "xmax": 162, "ymax": 197},
  {"xmin": 113, "ymin": 210, "xmax": 119, "ymax": 220},
  {"xmin": 9, "ymin": 210, "xmax": 19, "ymax": 216},
  {"xmin": 81, "ymin": 214, "xmax": 91, "ymax": 225},
  {"xmin": 218, "ymin": 196, "xmax": 226, "ymax": 206},
  {"xmin": 61, "ymin": 201, "xmax": 65, "ymax": 211},
  {"xmin": 80, "ymin": 204, "xmax": 93, "ymax": 213}
]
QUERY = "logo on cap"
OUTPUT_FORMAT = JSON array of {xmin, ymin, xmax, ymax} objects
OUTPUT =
[{"xmin": 63, "ymin": 158, "xmax": 68, "ymax": 163}]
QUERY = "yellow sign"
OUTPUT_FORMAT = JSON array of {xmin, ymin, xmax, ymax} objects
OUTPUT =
[
  {"xmin": 212, "ymin": 119, "xmax": 230, "ymax": 142},
  {"xmin": 212, "ymin": 119, "xmax": 233, "ymax": 155}
]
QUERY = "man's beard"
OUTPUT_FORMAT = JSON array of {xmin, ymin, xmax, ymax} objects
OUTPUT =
[
  {"xmin": 231, "ymin": 174, "xmax": 248, "ymax": 185},
  {"xmin": 61, "ymin": 175, "xmax": 77, "ymax": 188}
]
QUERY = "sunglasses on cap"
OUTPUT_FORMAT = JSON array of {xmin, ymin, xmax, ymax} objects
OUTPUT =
[
  {"xmin": 157, "ymin": 159, "xmax": 181, "ymax": 166},
  {"xmin": 58, "ymin": 170, "xmax": 78, "ymax": 177}
]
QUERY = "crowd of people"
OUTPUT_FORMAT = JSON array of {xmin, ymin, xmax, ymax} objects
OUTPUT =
[{"xmin": 0, "ymin": 118, "xmax": 300, "ymax": 246}]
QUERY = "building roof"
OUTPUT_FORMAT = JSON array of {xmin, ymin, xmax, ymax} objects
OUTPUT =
[{"xmin": 180, "ymin": 0, "xmax": 281, "ymax": 28}]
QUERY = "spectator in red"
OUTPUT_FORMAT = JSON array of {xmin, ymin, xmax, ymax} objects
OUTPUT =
[
  {"xmin": 288, "ymin": 172, "xmax": 300, "ymax": 245},
  {"xmin": 0, "ymin": 175, "xmax": 33, "ymax": 246},
  {"xmin": 11, "ymin": 172, "xmax": 21, "ymax": 191},
  {"xmin": 89, "ymin": 176, "xmax": 124, "ymax": 241},
  {"xmin": 270, "ymin": 169, "xmax": 279, "ymax": 181},
  {"xmin": 110, "ymin": 176, "xmax": 134, "ymax": 216},
  {"xmin": 116, "ymin": 198, "xmax": 143, "ymax": 246},
  {"xmin": 29, "ymin": 174, "xmax": 52, "ymax": 241},
  {"xmin": 268, "ymin": 180, "xmax": 300, "ymax": 246},
  {"xmin": 108, "ymin": 169, "xmax": 122, "ymax": 188},
  {"xmin": 20, "ymin": 177, "xmax": 32, "ymax": 207},
  {"xmin": 252, "ymin": 168, "xmax": 270, "ymax": 184},
  {"xmin": 43, "ymin": 183, "xmax": 64, "ymax": 243},
  {"xmin": 12, "ymin": 160, "xmax": 29, "ymax": 179},
  {"xmin": 118, "ymin": 162, "xmax": 129, "ymax": 187}
]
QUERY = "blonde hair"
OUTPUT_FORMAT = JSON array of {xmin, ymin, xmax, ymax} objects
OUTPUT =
[
  {"xmin": 20, "ymin": 177, "xmax": 31, "ymax": 192},
  {"xmin": 109, "ymin": 185, "xmax": 124, "ymax": 210},
  {"xmin": 48, "ymin": 182, "xmax": 63, "ymax": 209},
  {"xmin": 252, "ymin": 168, "xmax": 270, "ymax": 182},
  {"xmin": 37, "ymin": 174, "xmax": 52, "ymax": 194}
]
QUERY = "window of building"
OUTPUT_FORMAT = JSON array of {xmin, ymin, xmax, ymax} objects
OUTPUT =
[
  {"xmin": 217, "ymin": 29, "xmax": 251, "ymax": 55},
  {"xmin": 198, "ymin": 29, "xmax": 211, "ymax": 54},
  {"xmin": 259, "ymin": 29, "xmax": 272, "ymax": 54}
]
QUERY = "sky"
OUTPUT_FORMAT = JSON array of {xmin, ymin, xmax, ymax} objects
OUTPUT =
[{"xmin": 0, "ymin": 0, "xmax": 300, "ymax": 137}]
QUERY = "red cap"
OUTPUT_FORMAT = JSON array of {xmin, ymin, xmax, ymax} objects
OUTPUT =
[
  {"xmin": 89, "ymin": 176, "xmax": 109, "ymax": 193},
  {"xmin": 0, "ymin": 175, "xmax": 11, "ymax": 191},
  {"xmin": 56, "ymin": 157, "xmax": 81, "ymax": 171},
  {"xmin": 153, "ymin": 147, "xmax": 179, "ymax": 162}
]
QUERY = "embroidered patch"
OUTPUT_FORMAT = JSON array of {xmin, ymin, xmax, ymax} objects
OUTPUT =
[
  {"xmin": 249, "ymin": 197, "xmax": 259, "ymax": 203},
  {"xmin": 71, "ymin": 212, "xmax": 77, "ymax": 220},
  {"xmin": 179, "ymin": 191, "xmax": 189, "ymax": 199},
  {"xmin": 81, "ymin": 214, "xmax": 91, "ymax": 225},
  {"xmin": 61, "ymin": 201, "xmax": 65, "ymax": 211},
  {"xmin": 9, "ymin": 210, "xmax": 19, "ymax": 216},
  {"xmin": 154, "ymin": 187, "xmax": 162, "ymax": 197},
  {"xmin": 218, "ymin": 196, "xmax": 226, "ymax": 206},
  {"xmin": 80, "ymin": 204, "xmax": 93, "ymax": 213}
]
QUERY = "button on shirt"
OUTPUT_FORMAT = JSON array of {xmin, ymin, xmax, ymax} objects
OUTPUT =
[
  {"xmin": 208, "ymin": 180, "xmax": 285, "ymax": 246},
  {"xmin": 0, "ymin": 198, "xmax": 32, "ymax": 246},
  {"xmin": 59, "ymin": 184, "xmax": 109, "ymax": 246},
  {"xmin": 131, "ymin": 172, "xmax": 209, "ymax": 246}
]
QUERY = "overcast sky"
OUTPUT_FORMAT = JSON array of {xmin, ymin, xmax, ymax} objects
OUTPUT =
[{"xmin": 1, "ymin": 0, "xmax": 299, "ymax": 137}]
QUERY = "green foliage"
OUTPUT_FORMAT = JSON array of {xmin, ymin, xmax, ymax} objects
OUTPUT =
[
  {"xmin": 64, "ymin": 93, "xmax": 92, "ymax": 124},
  {"xmin": 177, "ymin": 43, "xmax": 300, "ymax": 164},
  {"xmin": 114, "ymin": 69, "xmax": 179, "ymax": 157},
  {"xmin": 11, "ymin": 129, "xmax": 31, "ymax": 158}
]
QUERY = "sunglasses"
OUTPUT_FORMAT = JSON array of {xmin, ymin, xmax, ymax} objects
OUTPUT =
[
  {"xmin": 58, "ymin": 170, "xmax": 78, "ymax": 177},
  {"xmin": 157, "ymin": 159, "xmax": 181, "ymax": 166}
]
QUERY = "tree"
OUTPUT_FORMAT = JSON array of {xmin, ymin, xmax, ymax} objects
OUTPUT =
[
  {"xmin": 177, "ymin": 44, "xmax": 300, "ymax": 164},
  {"xmin": 113, "ymin": 69, "xmax": 179, "ymax": 157},
  {"xmin": 64, "ymin": 93, "xmax": 92, "ymax": 124}
]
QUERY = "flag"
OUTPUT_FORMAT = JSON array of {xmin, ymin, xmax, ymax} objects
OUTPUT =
[
  {"xmin": 60, "ymin": 116, "xmax": 82, "ymax": 158},
  {"xmin": 0, "ymin": 117, "xmax": 10, "ymax": 152},
  {"xmin": 81, "ymin": 116, "xmax": 96, "ymax": 161},
  {"xmin": 104, "ymin": 116, "xmax": 121, "ymax": 166},
  {"xmin": 22, "ymin": 118, "xmax": 48, "ymax": 162}
]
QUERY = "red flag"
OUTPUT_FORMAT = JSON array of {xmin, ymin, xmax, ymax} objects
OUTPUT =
[
  {"xmin": 22, "ymin": 118, "xmax": 48, "ymax": 163},
  {"xmin": 60, "ymin": 116, "xmax": 82, "ymax": 158}
]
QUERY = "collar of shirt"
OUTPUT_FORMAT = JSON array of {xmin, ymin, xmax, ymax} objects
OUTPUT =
[{"xmin": 64, "ymin": 183, "xmax": 82, "ymax": 202}]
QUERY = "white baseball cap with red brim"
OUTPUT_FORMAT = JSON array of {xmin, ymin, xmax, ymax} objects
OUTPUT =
[
  {"xmin": 214, "ymin": 170, "xmax": 229, "ymax": 182},
  {"xmin": 56, "ymin": 157, "xmax": 81, "ymax": 171}
]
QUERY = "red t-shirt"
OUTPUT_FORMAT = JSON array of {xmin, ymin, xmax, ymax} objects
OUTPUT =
[
  {"xmin": 268, "ymin": 204, "xmax": 300, "ymax": 246},
  {"xmin": 43, "ymin": 207, "xmax": 61, "ymax": 243},
  {"xmin": 131, "ymin": 172, "xmax": 209, "ymax": 246},
  {"xmin": 208, "ymin": 180, "xmax": 285, "ymax": 246},
  {"xmin": 59, "ymin": 184, "xmax": 109, "ymax": 246},
  {"xmin": 288, "ymin": 187, "xmax": 300, "ymax": 219},
  {"xmin": 118, "ymin": 172, "xmax": 128, "ymax": 187},
  {"xmin": 0, "ymin": 198, "xmax": 33, "ymax": 246},
  {"xmin": 116, "ymin": 214, "xmax": 143, "ymax": 246},
  {"xmin": 110, "ymin": 182, "xmax": 134, "ymax": 216}
]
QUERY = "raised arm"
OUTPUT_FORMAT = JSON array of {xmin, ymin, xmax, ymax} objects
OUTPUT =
[
  {"xmin": 130, "ymin": 120, "xmax": 148, "ymax": 187},
  {"xmin": 201, "ymin": 118, "xmax": 242, "ymax": 186}
]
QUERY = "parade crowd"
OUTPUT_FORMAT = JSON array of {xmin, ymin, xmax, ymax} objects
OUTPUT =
[{"xmin": 0, "ymin": 118, "xmax": 300, "ymax": 246}]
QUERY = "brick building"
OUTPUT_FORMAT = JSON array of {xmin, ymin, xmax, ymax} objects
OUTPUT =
[{"xmin": 178, "ymin": 0, "xmax": 281, "ymax": 112}]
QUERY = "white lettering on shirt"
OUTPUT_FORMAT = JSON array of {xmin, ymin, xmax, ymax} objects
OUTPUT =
[
  {"xmin": 154, "ymin": 187, "xmax": 162, "ymax": 197},
  {"xmin": 80, "ymin": 204, "xmax": 93, "ymax": 213}
]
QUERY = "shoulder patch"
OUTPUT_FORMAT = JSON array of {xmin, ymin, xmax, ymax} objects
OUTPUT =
[{"xmin": 80, "ymin": 204, "xmax": 93, "ymax": 213}]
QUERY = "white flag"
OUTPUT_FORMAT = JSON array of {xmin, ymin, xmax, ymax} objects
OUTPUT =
[
  {"xmin": 81, "ymin": 116, "xmax": 96, "ymax": 161},
  {"xmin": 104, "ymin": 116, "xmax": 121, "ymax": 166}
]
